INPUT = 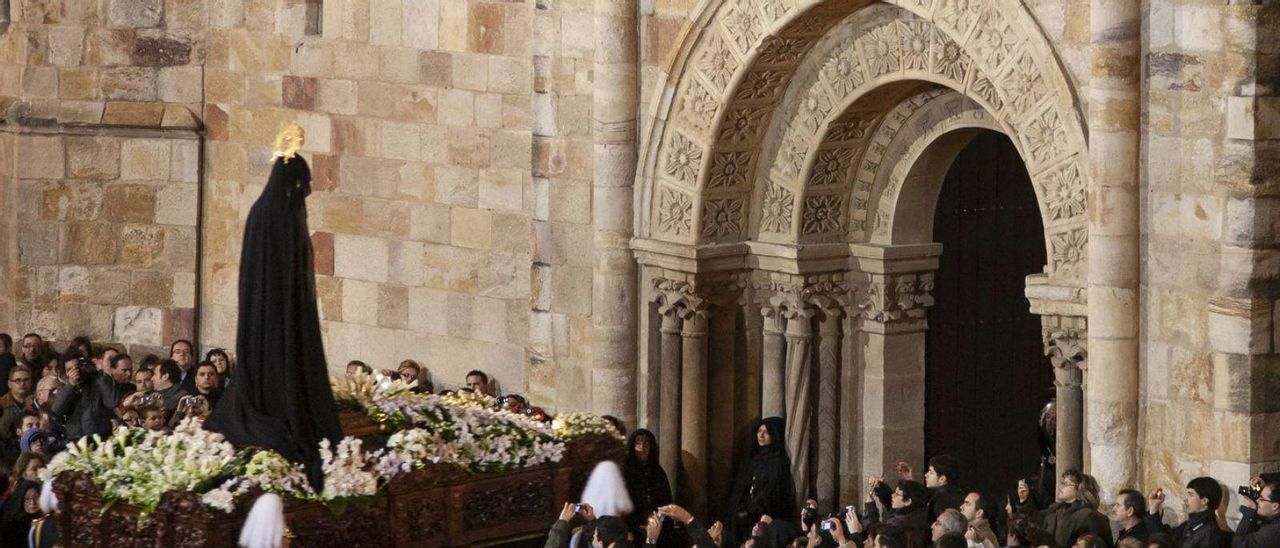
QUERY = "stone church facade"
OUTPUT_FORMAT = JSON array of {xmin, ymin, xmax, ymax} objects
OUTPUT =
[{"xmin": 0, "ymin": 0, "xmax": 1276, "ymax": 521}]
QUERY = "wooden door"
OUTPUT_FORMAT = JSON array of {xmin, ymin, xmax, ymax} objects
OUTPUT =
[{"xmin": 924, "ymin": 131, "xmax": 1053, "ymax": 498}]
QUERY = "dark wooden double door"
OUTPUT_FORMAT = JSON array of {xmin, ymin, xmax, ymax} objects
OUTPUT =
[{"xmin": 924, "ymin": 131, "xmax": 1054, "ymax": 498}]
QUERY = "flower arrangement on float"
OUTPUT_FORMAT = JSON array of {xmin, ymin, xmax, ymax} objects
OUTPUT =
[{"xmin": 46, "ymin": 371, "xmax": 623, "ymax": 518}]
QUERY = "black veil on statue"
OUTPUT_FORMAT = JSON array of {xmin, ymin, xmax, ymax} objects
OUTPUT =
[{"xmin": 204, "ymin": 131, "xmax": 342, "ymax": 491}]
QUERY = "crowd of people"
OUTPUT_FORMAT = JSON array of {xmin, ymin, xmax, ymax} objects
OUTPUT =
[
  {"xmin": 555, "ymin": 417, "xmax": 1280, "ymax": 548},
  {"xmin": 0, "ymin": 330, "xmax": 510, "ymax": 547},
  {"xmin": 0, "ymin": 331, "xmax": 1276, "ymax": 548}
]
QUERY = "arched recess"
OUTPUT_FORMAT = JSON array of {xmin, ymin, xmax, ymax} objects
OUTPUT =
[{"xmin": 636, "ymin": 0, "xmax": 1089, "ymax": 279}]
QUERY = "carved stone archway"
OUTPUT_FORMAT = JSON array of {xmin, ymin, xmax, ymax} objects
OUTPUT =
[{"xmin": 633, "ymin": 0, "xmax": 1093, "ymax": 511}]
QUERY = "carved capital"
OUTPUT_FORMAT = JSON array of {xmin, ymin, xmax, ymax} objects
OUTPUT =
[
  {"xmin": 1043, "ymin": 326, "xmax": 1087, "ymax": 377},
  {"xmin": 855, "ymin": 272, "xmax": 935, "ymax": 324},
  {"xmin": 652, "ymin": 273, "xmax": 746, "ymax": 316}
]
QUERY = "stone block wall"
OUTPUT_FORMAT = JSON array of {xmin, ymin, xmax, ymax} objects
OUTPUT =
[
  {"xmin": 1139, "ymin": 0, "xmax": 1280, "ymax": 512},
  {"xmin": 0, "ymin": 127, "xmax": 199, "ymax": 356}
]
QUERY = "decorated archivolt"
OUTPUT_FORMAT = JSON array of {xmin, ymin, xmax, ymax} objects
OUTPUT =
[{"xmin": 639, "ymin": 0, "xmax": 1090, "ymax": 279}]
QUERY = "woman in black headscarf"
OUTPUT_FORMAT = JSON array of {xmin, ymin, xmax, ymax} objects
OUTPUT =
[
  {"xmin": 0, "ymin": 479, "xmax": 40, "ymax": 546},
  {"xmin": 728, "ymin": 416, "xmax": 796, "ymax": 545},
  {"xmin": 622, "ymin": 429, "xmax": 672, "ymax": 540},
  {"xmin": 204, "ymin": 124, "xmax": 343, "ymax": 491}
]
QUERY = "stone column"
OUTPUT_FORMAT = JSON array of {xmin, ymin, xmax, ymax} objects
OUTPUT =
[
  {"xmin": 1087, "ymin": 0, "xmax": 1141, "ymax": 497},
  {"xmin": 784, "ymin": 306, "xmax": 815, "ymax": 503},
  {"xmin": 814, "ymin": 300, "xmax": 844, "ymax": 512},
  {"xmin": 680, "ymin": 306, "xmax": 710, "ymax": 517},
  {"xmin": 761, "ymin": 304, "xmax": 787, "ymax": 418},
  {"xmin": 1045, "ymin": 324, "xmax": 1086, "ymax": 479},
  {"xmin": 590, "ymin": 0, "xmax": 639, "ymax": 426},
  {"xmin": 657, "ymin": 303, "xmax": 683, "ymax": 495}
]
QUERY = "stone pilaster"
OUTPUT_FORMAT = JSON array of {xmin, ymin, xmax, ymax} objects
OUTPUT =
[{"xmin": 851, "ymin": 243, "xmax": 939, "ymax": 481}]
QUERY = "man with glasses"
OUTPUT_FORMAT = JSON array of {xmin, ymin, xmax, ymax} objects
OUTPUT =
[
  {"xmin": 0, "ymin": 365, "xmax": 34, "ymax": 458},
  {"xmin": 1146, "ymin": 476, "xmax": 1225, "ymax": 548},
  {"xmin": 17, "ymin": 333, "xmax": 45, "ymax": 372},
  {"xmin": 1233, "ymin": 473, "xmax": 1280, "ymax": 547},
  {"xmin": 0, "ymin": 365, "xmax": 34, "ymax": 416}
]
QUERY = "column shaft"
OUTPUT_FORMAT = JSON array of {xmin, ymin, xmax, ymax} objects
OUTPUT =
[
  {"xmin": 816, "ymin": 312, "xmax": 841, "ymax": 512},
  {"xmin": 785, "ymin": 313, "xmax": 814, "ymax": 504},
  {"xmin": 680, "ymin": 311, "xmax": 709, "ymax": 517},
  {"xmin": 590, "ymin": 0, "xmax": 639, "ymax": 426},
  {"xmin": 1055, "ymin": 363, "xmax": 1085, "ymax": 478},
  {"xmin": 1087, "ymin": 0, "xmax": 1141, "ymax": 497},
  {"xmin": 761, "ymin": 308, "xmax": 787, "ymax": 418},
  {"xmin": 658, "ymin": 310, "xmax": 682, "ymax": 496}
]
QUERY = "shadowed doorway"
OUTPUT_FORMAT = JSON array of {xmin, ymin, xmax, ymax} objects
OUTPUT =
[{"xmin": 924, "ymin": 131, "xmax": 1054, "ymax": 498}]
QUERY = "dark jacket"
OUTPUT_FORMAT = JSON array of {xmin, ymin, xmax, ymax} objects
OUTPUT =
[
  {"xmin": 1042, "ymin": 500, "xmax": 1113, "ymax": 548},
  {"xmin": 1117, "ymin": 519, "xmax": 1150, "ymax": 544},
  {"xmin": 928, "ymin": 483, "xmax": 965, "ymax": 522},
  {"xmin": 1232, "ymin": 507, "xmax": 1280, "ymax": 548},
  {"xmin": 48, "ymin": 381, "xmax": 86, "ymax": 441},
  {"xmin": 0, "ymin": 353, "xmax": 15, "ymax": 397},
  {"xmin": 1144, "ymin": 508, "xmax": 1225, "ymax": 548},
  {"xmin": 157, "ymin": 383, "xmax": 188, "ymax": 413},
  {"xmin": 863, "ymin": 498, "xmax": 930, "ymax": 547},
  {"xmin": 79, "ymin": 375, "xmax": 129, "ymax": 437},
  {"xmin": 544, "ymin": 519, "xmax": 571, "ymax": 548}
]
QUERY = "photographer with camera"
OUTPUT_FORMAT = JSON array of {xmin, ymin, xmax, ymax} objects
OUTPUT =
[
  {"xmin": 1233, "ymin": 473, "xmax": 1280, "ymax": 548},
  {"xmin": 46, "ymin": 350, "xmax": 94, "ymax": 444},
  {"xmin": 1144, "ymin": 476, "xmax": 1225, "ymax": 548}
]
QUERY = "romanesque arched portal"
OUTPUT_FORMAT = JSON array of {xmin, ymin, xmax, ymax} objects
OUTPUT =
[{"xmin": 632, "ymin": 0, "xmax": 1092, "ymax": 515}]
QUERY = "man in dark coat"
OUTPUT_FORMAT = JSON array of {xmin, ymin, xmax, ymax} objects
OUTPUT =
[
  {"xmin": 1233, "ymin": 474, "xmax": 1280, "ymax": 548},
  {"xmin": 76, "ymin": 353, "xmax": 133, "ymax": 438},
  {"xmin": 1145, "ymin": 476, "xmax": 1226, "ymax": 548},
  {"xmin": 204, "ymin": 131, "xmax": 343, "ymax": 491},
  {"xmin": 924, "ymin": 454, "xmax": 965, "ymax": 522},
  {"xmin": 1112, "ymin": 488, "xmax": 1150, "ymax": 544}
]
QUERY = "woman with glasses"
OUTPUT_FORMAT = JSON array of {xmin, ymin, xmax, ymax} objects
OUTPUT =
[{"xmin": 1043, "ymin": 469, "xmax": 1112, "ymax": 547}]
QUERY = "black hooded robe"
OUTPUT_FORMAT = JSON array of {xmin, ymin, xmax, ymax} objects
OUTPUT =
[
  {"xmin": 622, "ymin": 429, "xmax": 673, "ymax": 542},
  {"xmin": 204, "ymin": 155, "xmax": 342, "ymax": 490},
  {"xmin": 728, "ymin": 417, "xmax": 796, "ymax": 546}
]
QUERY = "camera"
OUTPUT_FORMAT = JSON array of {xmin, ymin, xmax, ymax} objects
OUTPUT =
[
  {"xmin": 821, "ymin": 520, "xmax": 833, "ymax": 531},
  {"xmin": 573, "ymin": 503, "xmax": 582, "ymax": 512},
  {"xmin": 1239, "ymin": 484, "xmax": 1263, "ymax": 502}
]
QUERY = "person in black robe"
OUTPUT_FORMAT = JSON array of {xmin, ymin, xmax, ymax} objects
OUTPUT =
[
  {"xmin": 622, "ymin": 429, "xmax": 672, "ymax": 542},
  {"xmin": 204, "ymin": 125, "xmax": 343, "ymax": 491},
  {"xmin": 727, "ymin": 416, "xmax": 796, "ymax": 546}
]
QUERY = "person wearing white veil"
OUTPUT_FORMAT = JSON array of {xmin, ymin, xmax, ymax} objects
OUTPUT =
[
  {"xmin": 547, "ymin": 461, "xmax": 635, "ymax": 548},
  {"xmin": 580, "ymin": 461, "xmax": 634, "ymax": 518}
]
